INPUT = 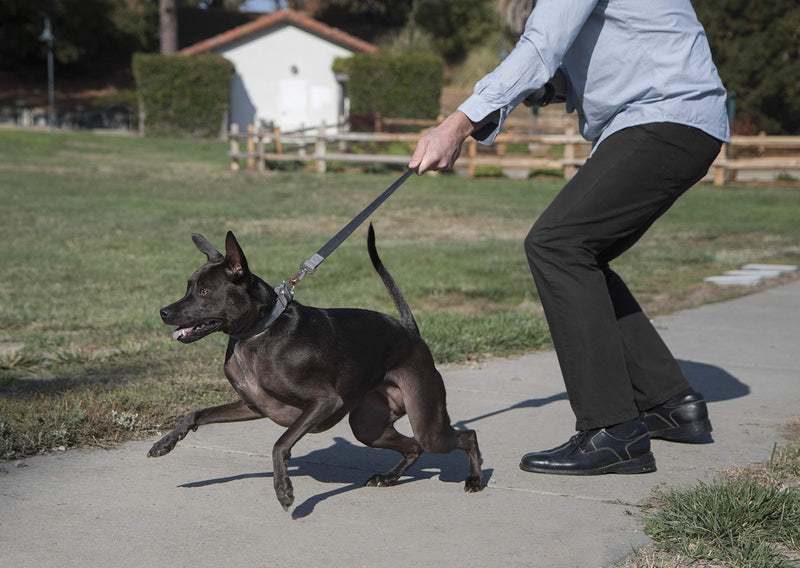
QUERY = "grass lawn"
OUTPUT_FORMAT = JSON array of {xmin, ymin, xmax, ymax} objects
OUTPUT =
[{"xmin": 1, "ymin": 129, "xmax": 799, "ymax": 461}]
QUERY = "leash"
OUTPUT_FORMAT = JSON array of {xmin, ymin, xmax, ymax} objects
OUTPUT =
[{"xmin": 236, "ymin": 168, "xmax": 415, "ymax": 339}]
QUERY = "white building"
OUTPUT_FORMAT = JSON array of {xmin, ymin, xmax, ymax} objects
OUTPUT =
[{"xmin": 181, "ymin": 10, "xmax": 377, "ymax": 132}]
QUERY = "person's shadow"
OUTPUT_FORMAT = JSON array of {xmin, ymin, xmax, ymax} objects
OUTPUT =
[
  {"xmin": 178, "ymin": 359, "xmax": 747, "ymax": 517},
  {"xmin": 678, "ymin": 359, "xmax": 750, "ymax": 403}
]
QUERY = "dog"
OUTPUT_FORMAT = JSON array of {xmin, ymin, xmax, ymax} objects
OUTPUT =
[{"xmin": 149, "ymin": 225, "xmax": 483, "ymax": 509}]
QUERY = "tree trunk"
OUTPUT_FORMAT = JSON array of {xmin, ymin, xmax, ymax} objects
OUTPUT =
[{"xmin": 159, "ymin": 0, "xmax": 178, "ymax": 55}]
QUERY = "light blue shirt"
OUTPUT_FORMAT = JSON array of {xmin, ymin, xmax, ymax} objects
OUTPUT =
[{"xmin": 459, "ymin": 0, "xmax": 730, "ymax": 150}]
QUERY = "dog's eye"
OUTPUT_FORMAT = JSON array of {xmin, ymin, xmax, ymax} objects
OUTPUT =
[{"xmin": 199, "ymin": 288, "xmax": 209, "ymax": 297}]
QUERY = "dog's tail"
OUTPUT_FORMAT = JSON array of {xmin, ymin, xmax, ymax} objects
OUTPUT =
[{"xmin": 367, "ymin": 223, "xmax": 420, "ymax": 336}]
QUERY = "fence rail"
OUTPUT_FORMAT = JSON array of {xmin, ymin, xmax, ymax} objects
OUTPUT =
[{"xmin": 229, "ymin": 122, "xmax": 800, "ymax": 184}]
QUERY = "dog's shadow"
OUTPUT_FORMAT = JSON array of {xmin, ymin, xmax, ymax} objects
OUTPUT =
[{"xmin": 179, "ymin": 436, "xmax": 494, "ymax": 519}]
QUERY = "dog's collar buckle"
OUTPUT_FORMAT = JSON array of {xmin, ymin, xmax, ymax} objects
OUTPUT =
[{"xmin": 274, "ymin": 280, "xmax": 294, "ymax": 309}]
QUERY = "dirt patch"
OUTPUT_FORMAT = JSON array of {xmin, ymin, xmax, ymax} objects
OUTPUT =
[{"xmin": 782, "ymin": 417, "xmax": 800, "ymax": 443}]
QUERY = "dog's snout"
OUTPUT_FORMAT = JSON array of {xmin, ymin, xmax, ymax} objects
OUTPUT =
[{"xmin": 160, "ymin": 307, "xmax": 172, "ymax": 321}]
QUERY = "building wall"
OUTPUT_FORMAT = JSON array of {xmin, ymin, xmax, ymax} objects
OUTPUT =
[{"xmin": 218, "ymin": 24, "xmax": 354, "ymax": 132}]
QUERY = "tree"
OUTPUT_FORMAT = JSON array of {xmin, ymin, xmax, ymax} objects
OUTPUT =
[
  {"xmin": 310, "ymin": 0, "xmax": 414, "ymax": 43},
  {"xmin": 0, "ymin": 0, "xmax": 158, "ymax": 76},
  {"xmin": 694, "ymin": 0, "xmax": 799, "ymax": 134},
  {"xmin": 415, "ymin": 0, "xmax": 498, "ymax": 62}
]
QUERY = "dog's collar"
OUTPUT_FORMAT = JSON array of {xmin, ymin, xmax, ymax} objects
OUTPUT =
[{"xmin": 232, "ymin": 280, "xmax": 295, "ymax": 340}]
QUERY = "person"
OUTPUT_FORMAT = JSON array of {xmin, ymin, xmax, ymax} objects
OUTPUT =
[{"xmin": 408, "ymin": 0, "xmax": 730, "ymax": 475}]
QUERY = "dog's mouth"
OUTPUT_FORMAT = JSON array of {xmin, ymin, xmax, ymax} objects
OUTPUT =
[{"xmin": 172, "ymin": 319, "xmax": 222, "ymax": 343}]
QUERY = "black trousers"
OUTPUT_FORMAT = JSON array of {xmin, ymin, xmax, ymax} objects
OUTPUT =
[{"xmin": 524, "ymin": 123, "xmax": 722, "ymax": 431}]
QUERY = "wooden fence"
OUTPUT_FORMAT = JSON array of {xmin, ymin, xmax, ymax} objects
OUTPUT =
[
  {"xmin": 713, "ymin": 134, "xmax": 800, "ymax": 184},
  {"xmin": 229, "ymin": 121, "xmax": 800, "ymax": 184}
]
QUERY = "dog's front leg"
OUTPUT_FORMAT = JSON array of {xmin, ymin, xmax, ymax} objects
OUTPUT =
[
  {"xmin": 271, "ymin": 399, "xmax": 342, "ymax": 510},
  {"xmin": 148, "ymin": 399, "xmax": 263, "ymax": 457}
]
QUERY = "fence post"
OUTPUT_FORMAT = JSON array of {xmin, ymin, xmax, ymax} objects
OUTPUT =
[
  {"xmin": 230, "ymin": 123, "xmax": 240, "ymax": 171},
  {"xmin": 275, "ymin": 125, "xmax": 282, "ymax": 155},
  {"xmin": 299, "ymin": 123, "xmax": 307, "ymax": 157},
  {"xmin": 468, "ymin": 139, "xmax": 477, "ymax": 178},
  {"xmin": 757, "ymin": 131, "xmax": 767, "ymax": 154},
  {"xmin": 374, "ymin": 113, "xmax": 382, "ymax": 133},
  {"xmin": 316, "ymin": 121, "xmax": 327, "ymax": 173},
  {"xmin": 338, "ymin": 121, "xmax": 347, "ymax": 152},
  {"xmin": 563, "ymin": 126, "xmax": 577, "ymax": 179},
  {"xmin": 257, "ymin": 125, "xmax": 265, "ymax": 173},
  {"xmin": 713, "ymin": 142, "xmax": 727, "ymax": 186},
  {"xmin": 499, "ymin": 126, "xmax": 513, "ymax": 157},
  {"xmin": 247, "ymin": 124, "xmax": 255, "ymax": 170}
]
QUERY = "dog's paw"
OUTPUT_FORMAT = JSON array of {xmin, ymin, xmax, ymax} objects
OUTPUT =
[
  {"xmin": 464, "ymin": 475, "xmax": 483, "ymax": 493},
  {"xmin": 365, "ymin": 474, "xmax": 397, "ymax": 488},
  {"xmin": 275, "ymin": 480, "xmax": 294, "ymax": 511}
]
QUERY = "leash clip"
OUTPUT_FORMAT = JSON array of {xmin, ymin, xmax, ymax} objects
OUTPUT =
[{"xmin": 299, "ymin": 253, "xmax": 324, "ymax": 275}]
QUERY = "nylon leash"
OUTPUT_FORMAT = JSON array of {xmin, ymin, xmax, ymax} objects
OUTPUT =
[
  {"xmin": 236, "ymin": 168, "xmax": 416, "ymax": 339},
  {"xmin": 299, "ymin": 167, "xmax": 415, "ymax": 275}
]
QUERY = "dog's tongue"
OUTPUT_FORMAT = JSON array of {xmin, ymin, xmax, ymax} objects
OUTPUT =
[{"xmin": 173, "ymin": 327, "xmax": 192, "ymax": 341}]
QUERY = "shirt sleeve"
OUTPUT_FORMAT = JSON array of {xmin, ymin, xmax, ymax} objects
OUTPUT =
[{"xmin": 458, "ymin": 0, "xmax": 599, "ymax": 144}]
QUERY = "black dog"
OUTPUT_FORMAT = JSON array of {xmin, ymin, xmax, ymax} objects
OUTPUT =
[{"xmin": 150, "ymin": 225, "xmax": 482, "ymax": 509}]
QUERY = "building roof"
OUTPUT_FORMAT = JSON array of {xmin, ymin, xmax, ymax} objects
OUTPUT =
[{"xmin": 180, "ymin": 9, "xmax": 379, "ymax": 56}]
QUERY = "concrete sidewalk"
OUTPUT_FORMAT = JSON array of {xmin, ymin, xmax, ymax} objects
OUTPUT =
[{"xmin": 2, "ymin": 281, "xmax": 799, "ymax": 567}]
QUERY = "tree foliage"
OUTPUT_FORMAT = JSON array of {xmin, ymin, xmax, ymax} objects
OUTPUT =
[
  {"xmin": 693, "ymin": 0, "xmax": 799, "ymax": 134},
  {"xmin": 415, "ymin": 0, "xmax": 499, "ymax": 62},
  {"xmin": 0, "ymin": 0, "xmax": 158, "ymax": 76}
]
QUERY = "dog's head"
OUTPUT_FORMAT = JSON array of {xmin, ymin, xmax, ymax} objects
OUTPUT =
[{"xmin": 160, "ymin": 232, "xmax": 267, "ymax": 343}]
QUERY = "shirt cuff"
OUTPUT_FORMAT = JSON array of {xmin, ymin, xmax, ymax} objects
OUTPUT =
[{"xmin": 458, "ymin": 95, "xmax": 507, "ymax": 145}]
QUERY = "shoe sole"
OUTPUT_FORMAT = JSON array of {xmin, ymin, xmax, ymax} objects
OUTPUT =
[
  {"xmin": 649, "ymin": 419, "xmax": 712, "ymax": 441},
  {"xmin": 519, "ymin": 451, "xmax": 657, "ymax": 476}
]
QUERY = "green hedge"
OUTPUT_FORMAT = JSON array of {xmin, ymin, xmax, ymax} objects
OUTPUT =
[
  {"xmin": 335, "ymin": 53, "xmax": 443, "ymax": 125},
  {"xmin": 132, "ymin": 53, "xmax": 234, "ymax": 138}
]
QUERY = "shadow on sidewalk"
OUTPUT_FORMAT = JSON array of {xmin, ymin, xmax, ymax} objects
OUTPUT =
[
  {"xmin": 178, "ymin": 436, "xmax": 493, "ymax": 519},
  {"xmin": 679, "ymin": 359, "xmax": 750, "ymax": 403},
  {"xmin": 453, "ymin": 392, "xmax": 569, "ymax": 430}
]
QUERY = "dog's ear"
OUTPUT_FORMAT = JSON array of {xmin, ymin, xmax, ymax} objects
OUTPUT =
[
  {"xmin": 224, "ymin": 231, "xmax": 249, "ymax": 282},
  {"xmin": 192, "ymin": 234, "xmax": 224, "ymax": 263}
]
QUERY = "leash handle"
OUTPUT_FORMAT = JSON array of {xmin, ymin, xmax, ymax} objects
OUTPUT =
[{"xmin": 300, "ymin": 168, "xmax": 415, "ymax": 273}]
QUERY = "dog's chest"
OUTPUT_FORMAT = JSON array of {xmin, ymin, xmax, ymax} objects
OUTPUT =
[{"xmin": 224, "ymin": 347, "xmax": 302, "ymax": 418}]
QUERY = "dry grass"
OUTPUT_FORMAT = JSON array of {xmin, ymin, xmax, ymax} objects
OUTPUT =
[{"xmin": 612, "ymin": 421, "xmax": 800, "ymax": 568}]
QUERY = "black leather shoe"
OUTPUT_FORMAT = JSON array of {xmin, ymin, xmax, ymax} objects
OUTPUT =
[
  {"xmin": 519, "ymin": 418, "xmax": 656, "ymax": 475},
  {"xmin": 642, "ymin": 389, "xmax": 713, "ymax": 441}
]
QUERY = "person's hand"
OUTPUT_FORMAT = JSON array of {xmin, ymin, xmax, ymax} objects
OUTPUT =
[{"xmin": 408, "ymin": 111, "xmax": 475, "ymax": 174}]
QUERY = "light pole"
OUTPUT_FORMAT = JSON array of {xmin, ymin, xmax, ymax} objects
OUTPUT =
[{"xmin": 39, "ymin": 18, "xmax": 55, "ymax": 131}]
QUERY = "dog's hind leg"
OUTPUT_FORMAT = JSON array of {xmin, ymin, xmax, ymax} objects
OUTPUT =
[
  {"xmin": 455, "ymin": 429, "xmax": 483, "ymax": 492},
  {"xmin": 147, "ymin": 399, "xmax": 264, "ymax": 457},
  {"xmin": 349, "ymin": 392, "xmax": 423, "ymax": 487},
  {"xmin": 400, "ymin": 357, "xmax": 484, "ymax": 492}
]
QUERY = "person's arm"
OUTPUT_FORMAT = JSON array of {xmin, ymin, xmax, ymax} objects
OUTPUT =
[
  {"xmin": 409, "ymin": 0, "xmax": 597, "ymax": 173},
  {"xmin": 458, "ymin": 0, "xmax": 597, "ymax": 144}
]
